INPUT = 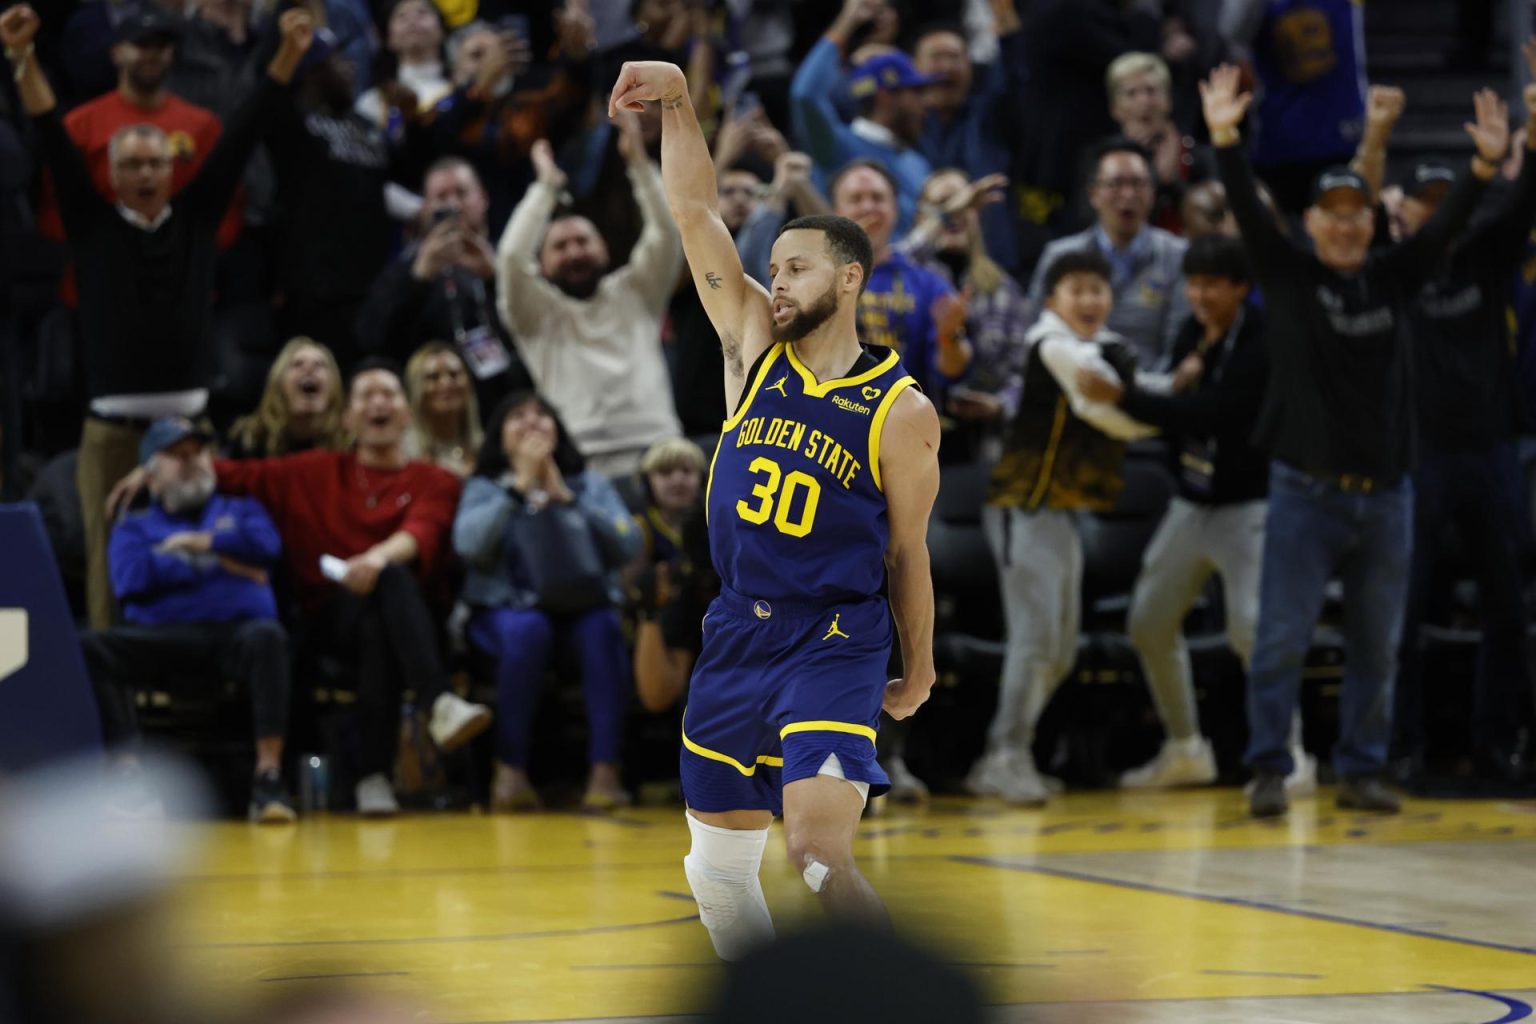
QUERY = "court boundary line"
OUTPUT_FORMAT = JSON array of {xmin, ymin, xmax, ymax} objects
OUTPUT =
[
  {"xmin": 444, "ymin": 988, "xmax": 1536, "ymax": 1024},
  {"xmin": 186, "ymin": 914, "xmax": 700, "ymax": 950},
  {"xmin": 952, "ymin": 855, "xmax": 1536, "ymax": 957}
]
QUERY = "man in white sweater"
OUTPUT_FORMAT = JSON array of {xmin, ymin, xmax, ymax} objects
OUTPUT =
[{"xmin": 495, "ymin": 118, "xmax": 684, "ymax": 476}]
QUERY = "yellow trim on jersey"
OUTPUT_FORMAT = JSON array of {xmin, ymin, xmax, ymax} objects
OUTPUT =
[
  {"xmin": 867, "ymin": 376, "xmax": 917, "ymax": 493},
  {"xmin": 779, "ymin": 721, "xmax": 879, "ymax": 744},
  {"xmin": 645, "ymin": 507, "xmax": 683, "ymax": 551},
  {"xmin": 722, "ymin": 344, "xmax": 786, "ymax": 432},
  {"xmin": 1026, "ymin": 396, "xmax": 1070, "ymax": 509},
  {"xmin": 682, "ymin": 726, "xmax": 785, "ymax": 776},
  {"xmin": 785, "ymin": 344, "xmax": 900, "ymax": 398},
  {"xmin": 707, "ymin": 345, "xmax": 787, "ymax": 522}
]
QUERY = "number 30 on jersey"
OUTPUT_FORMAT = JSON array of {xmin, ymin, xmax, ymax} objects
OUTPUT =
[{"xmin": 736, "ymin": 456, "xmax": 821, "ymax": 538}]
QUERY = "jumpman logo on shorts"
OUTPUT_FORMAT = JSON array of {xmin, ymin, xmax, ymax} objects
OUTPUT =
[
  {"xmin": 766, "ymin": 375, "xmax": 789, "ymax": 397},
  {"xmin": 822, "ymin": 614, "xmax": 850, "ymax": 641}
]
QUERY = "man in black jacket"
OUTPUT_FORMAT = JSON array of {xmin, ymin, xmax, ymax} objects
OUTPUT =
[
  {"xmin": 1201, "ymin": 65, "xmax": 1508, "ymax": 818},
  {"xmin": 353, "ymin": 156, "xmax": 530, "ymax": 415},
  {"xmin": 1391, "ymin": 94, "xmax": 1536, "ymax": 787},
  {"xmin": 1079, "ymin": 235, "xmax": 1294, "ymax": 791},
  {"xmin": 1, "ymin": 2, "xmax": 313, "ymax": 630}
]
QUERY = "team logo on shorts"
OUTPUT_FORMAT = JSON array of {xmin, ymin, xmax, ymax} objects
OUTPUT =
[
  {"xmin": 822, "ymin": 613, "xmax": 850, "ymax": 640},
  {"xmin": 753, "ymin": 600, "xmax": 773, "ymax": 620}
]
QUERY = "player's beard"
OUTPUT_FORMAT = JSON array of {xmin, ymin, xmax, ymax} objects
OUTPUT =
[{"xmin": 770, "ymin": 282, "xmax": 840, "ymax": 343}]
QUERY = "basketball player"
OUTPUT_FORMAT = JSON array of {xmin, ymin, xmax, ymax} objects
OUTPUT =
[{"xmin": 609, "ymin": 62, "xmax": 942, "ymax": 957}]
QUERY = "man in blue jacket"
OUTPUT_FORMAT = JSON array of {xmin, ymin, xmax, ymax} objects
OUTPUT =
[
  {"xmin": 80, "ymin": 417, "xmax": 296, "ymax": 823},
  {"xmin": 791, "ymin": 0, "xmax": 934, "ymax": 235}
]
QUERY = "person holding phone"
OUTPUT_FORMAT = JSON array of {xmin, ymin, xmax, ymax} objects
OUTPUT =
[{"xmin": 355, "ymin": 156, "xmax": 533, "ymax": 417}]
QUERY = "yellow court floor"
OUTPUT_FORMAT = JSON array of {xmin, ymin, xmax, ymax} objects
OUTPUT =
[{"xmin": 171, "ymin": 788, "xmax": 1536, "ymax": 1023}]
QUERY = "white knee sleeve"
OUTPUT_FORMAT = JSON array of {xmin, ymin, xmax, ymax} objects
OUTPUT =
[{"xmin": 683, "ymin": 814, "xmax": 774, "ymax": 961}]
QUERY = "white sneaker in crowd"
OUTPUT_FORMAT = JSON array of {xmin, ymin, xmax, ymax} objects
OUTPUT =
[
  {"xmin": 965, "ymin": 749, "xmax": 1049, "ymax": 807},
  {"xmin": 428, "ymin": 692, "xmax": 493, "ymax": 752},
  {"xmin": 1120, "ymin": 736, "xmax": 1218, "ymax": 789},
  {"xmin": 355, "ymin": 772, "xmax": 400, "ymax": 817}
]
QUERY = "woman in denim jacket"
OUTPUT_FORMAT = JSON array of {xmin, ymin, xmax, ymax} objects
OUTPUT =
[{"xmin": 453, "ymin": 391, "xmax": 641, "ymax": 812}]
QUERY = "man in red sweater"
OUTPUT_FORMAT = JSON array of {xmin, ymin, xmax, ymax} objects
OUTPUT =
[
  {"xmin": 38, "ymin": 8, "xmax": 240, "ymax": 253},
  {"xmin": 214, "ymin": 360, "xmax": 491, "ymax": 816}
]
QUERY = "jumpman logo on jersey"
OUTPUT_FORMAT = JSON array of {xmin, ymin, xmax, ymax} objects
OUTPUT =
[
  {"xmin": 822, "ymin": 614, "xmax": 850, "ymax": 641},
  {"xmin": 765, "ymin": 375, "xmax": 789, "ymax": 397}
]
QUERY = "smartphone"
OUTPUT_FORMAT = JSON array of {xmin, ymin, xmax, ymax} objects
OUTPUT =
[{"xmin": 430, "ymin": 204, "xmax": 462, "ymax": 226}]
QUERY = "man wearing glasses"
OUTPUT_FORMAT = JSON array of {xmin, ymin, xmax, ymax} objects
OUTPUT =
[
  {"xmin": 1200, "ymin": 64, "xmax": 1509, "ymax": 818},
  {"xmin": 1027, "ymin": 137, "xmax": 1190, "ymax": 370},
  {"xmin": 1, "ymin": 3, "xmax": 315, "ymax": 630}
]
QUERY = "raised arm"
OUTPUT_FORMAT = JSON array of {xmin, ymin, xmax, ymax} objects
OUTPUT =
[
  {"xmin": 1202, "ymin": 64, "xmax": 1294, "ymax": 281},
  {"xmin": 878, "ymin": 389, "xmax": 941, "ymax": 721},
  {"xmin": 1, "ymin": 5, "xmax": 54, "ymax": 115},
  {"xmin": 1385, "ymin": 88, "xmax": 1504, "ymax": 291},
  {"xmin": 609, "ymin": 61, "xmax": 772, "ymax": 406},
  {"xmin": 1351, "ymin": 86, "xmax": 1406, "ymax": 201}
]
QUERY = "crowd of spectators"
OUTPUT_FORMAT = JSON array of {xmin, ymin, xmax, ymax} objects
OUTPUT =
[{"xmin": 0, "ymin": 0, "xmax": 1533, "ymax": 820}]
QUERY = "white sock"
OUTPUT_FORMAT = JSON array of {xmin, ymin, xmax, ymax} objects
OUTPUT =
[{"xmin": 683, "ymin": 814, "xmax": 774, "ymax": 961}]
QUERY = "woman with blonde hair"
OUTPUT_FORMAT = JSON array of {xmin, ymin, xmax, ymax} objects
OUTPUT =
[
  {"xmin": 404, "ymin": 342, "xmax": 482, "ymax": 478},
  {"xmin": 227, "ymin": 338, "xmax": 346, "ymax": 460}
]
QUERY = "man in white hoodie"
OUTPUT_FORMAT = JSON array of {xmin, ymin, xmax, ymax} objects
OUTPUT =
[
  {"xmin": 967, "ymin": 249, "xmax": 1155, "ymax": 805},
  {"xmin": 495, "ymin": 115, "xmax": 684, "ymax": 476}
]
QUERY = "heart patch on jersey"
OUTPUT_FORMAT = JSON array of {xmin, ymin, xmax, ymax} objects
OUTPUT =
[{"xmin": 861, "ymin": 386, "xmax": 882, "ymax": 401}]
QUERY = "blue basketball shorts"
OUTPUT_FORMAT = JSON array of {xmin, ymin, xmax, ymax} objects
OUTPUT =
[{"xmin": 680, "ymin": 586, "xmax": 893, "ymax": 816}]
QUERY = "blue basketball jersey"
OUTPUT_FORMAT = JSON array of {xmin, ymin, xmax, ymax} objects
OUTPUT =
[{"xmin": 705, "ymin": 342, "xmax": 916, "ymax": 606}]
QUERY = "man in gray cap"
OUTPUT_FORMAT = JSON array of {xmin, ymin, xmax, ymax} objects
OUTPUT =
[
  {"xmin": 1202, "ymin": 64, "xmax": 1511, "ymax": 818},
  {"xmin": 77, "ymin": 416, "xmax": 296, "ymax": 823}
]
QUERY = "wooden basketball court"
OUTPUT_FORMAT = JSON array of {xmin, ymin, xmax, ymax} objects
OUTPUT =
[{"xmin": 171, "ymin": 789, "xmax": 1536, "ymax": 1022}]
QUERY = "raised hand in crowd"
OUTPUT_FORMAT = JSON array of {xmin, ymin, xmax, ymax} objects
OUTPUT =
[
  {"xmin": 615, "ymin": 108, "xmax": 650, "ymax": 167},
  {"xmin": 466, "ymin": 27, "xmax": 532, "ymax": 100},
  {"xmin": 267, "ymin": 7, "xmax": 317, "ymax": 84},
  {"xmin": 713, "ymin": 106, "xmax": 787, "ymax": 171},
  {"xmin": 1364, "ymin": 85, "xmax": 1406, "ymax": 135},
  {"xmin": 1352, "ymin": 84, "xmax": 1406, "ymax": 197},
  {"xmin": 0, "ymin": 3, "xmax": 39, "ymax": 55},
  {"xmin": 1199, "ymin": 63, "xmax": 1253, "ymax": 146},
  {"xmin": 530, "ymin": 138, "xmax": 568, "ymax": 191},
  {"xmin": 1466, "ymin": 87, "xmax": 1510, "ymax": 179},
  {"xmin": 826, "ymin": 0, "xmax": 884, "ymax": 46}
]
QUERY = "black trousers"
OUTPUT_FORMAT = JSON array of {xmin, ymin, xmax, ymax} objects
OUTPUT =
[
  {"xmin": 81, "ymin": 619, "xmax": 291, "ymax": 748},
  {"xmin": 1396, "ymin": 443, "xmax": 1531, "ymax": 760},
  {"xmin": 312, "ymin": 564, "xmax": 451, "ymax": 778}
]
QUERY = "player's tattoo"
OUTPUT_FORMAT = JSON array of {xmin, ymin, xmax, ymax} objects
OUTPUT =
[
  {"xmin": 705, "ymin": 271, "xmax": 723, "ymax": 290},
  {"xmin": 662, "ymin": 93, "xmax": 686, "ymax": 110}
]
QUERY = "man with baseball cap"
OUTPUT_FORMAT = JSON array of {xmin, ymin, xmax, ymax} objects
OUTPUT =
[
  {"xmin": 1386, "ymin": 86, "xmax": 1536, "ymax": 791},
  {"xmin": 77, "ymin": 416, "xmax": 298, "ymax": 823},
  {"xmin": 790, "ymin": 0, "xmax": 934, "ymax": 233},
  {"xmin": 1201, "ymin": 64, "xmax": 1510, "ymax": 818}
]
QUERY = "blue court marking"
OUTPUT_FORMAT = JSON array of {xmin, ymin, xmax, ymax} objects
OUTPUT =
[
  {"xmin": 1426, "ymin": 985, "xmax": 1533, "ymax": 1023},
  {"xmin": 952, "ymin": 855, "xmax": 1536, "ymax": 957},
  {"xmin": 188, "ymin": 914, "xmax": 701, "ymax": 950}
]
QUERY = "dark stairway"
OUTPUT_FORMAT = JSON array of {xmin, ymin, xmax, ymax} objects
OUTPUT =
[{"xmin": 1362, "ymin": 0, "xmax": 1520, "ymax": 176}]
